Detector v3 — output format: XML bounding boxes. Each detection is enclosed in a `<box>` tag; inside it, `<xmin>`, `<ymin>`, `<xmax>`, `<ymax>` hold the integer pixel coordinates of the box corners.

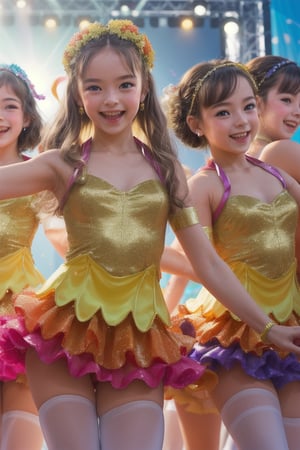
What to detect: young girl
<box><xmin>164</xmin><ymin>60</ymin><xmax>300</xmax><ymax>450</ymax></box>
<box><xmin>0</xmin><ymin>64</ymin><xmax>61</xmax><ymax>450</ymax></box>
<box><xmin>246</xmin><ymin>55</ymin><xmax>300</xmax><ymax>279</ymax></box>
<box><xmin>0</xmin><ymin>23</ymin><xmax>300</xmax><ymax>450</ymax></box>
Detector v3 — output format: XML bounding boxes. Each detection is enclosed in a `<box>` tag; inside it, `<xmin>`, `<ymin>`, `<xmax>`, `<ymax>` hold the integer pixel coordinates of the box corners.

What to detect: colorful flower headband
<box><xmin>63</xmin><ymin>19</ymin><xmax>155</xmax><ymax>73</ymax></box>
<box><xmin>0</xmin><ymin>64</ymin><xmax>45</xmax><ymax>100</ymax></box>
<box><xmin>189</xmin><ymin>62</ymin><xmax>256</xmax><ymax>115</ymax></box>
<box><xmin>258</xmin><ymin>59</ymin><xmax>297</xmax><ymax>88</ymax></box>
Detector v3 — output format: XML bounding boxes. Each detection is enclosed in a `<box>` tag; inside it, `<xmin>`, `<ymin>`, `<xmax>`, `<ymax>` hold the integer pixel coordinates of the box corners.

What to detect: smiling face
<box><xmin>188</xmin><ymin>75</ymin><xmax>259</xmax><ymax>160</ymax></box>
<box><xmin>0</xmin><ymin>84</ymin><xmax>29</xmax><ymax>154</ymax></box>
<box><xmin>77</xmin><ymin>46</ymin><xmax>145</xmax><ymax>139</ymax></box>
<box><xmin>257</xmin><ymin>83</ymin><xmax>300</xmax><ymax>140</ymax></box>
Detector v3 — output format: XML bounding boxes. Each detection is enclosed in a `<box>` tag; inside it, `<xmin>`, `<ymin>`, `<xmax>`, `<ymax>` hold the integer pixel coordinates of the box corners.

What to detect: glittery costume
<box><xmin>1</xmin><ymin>138</ymin><xmax>205</xmax><ymax>389</ymax></box>
<box><xmin>173</xmin><ymin>155</ymin><xmax>300</xmax><ymax>392</ymax></box>
<box><xmin>0</xmin><ymin>194</ymin><xmax>45</xmax><ymax>380</ymax></box>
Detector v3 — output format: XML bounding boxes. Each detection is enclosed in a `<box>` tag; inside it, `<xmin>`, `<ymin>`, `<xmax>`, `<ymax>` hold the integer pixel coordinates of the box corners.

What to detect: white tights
<box><xmin>220</xmin><ymin>388</ymin><xmax>289</xmax><ymax>450</ymax></box>
<box><xmin>38</xmin><ymin>395</ymin><xmax>164</xmax><ymax>450</ymax></box>
<box><xmin>1</xmin><ymin>410</ymin><xmax>43</xmax><ymax>450</ymax></box>
<box><xmin>100</xmin><ymin>400</ymin><xmax>164</xmax><ymax>450</ymax></box>
<box><xmin>283</xmin><ymin>416</ymin><xmax>300</xmax><ymax>450</ymax></box>
<box><xmin>39</xmin><ymin>394</ymin><xmax>100</xmax><ymax>450</ymax></box>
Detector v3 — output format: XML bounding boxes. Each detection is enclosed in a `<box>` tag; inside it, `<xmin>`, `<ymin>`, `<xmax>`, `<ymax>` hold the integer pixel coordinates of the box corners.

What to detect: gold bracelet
<box><xmin>260</xmin><ymin>321</ymin><xmax>275</xmax><ymax>342</ymax></box>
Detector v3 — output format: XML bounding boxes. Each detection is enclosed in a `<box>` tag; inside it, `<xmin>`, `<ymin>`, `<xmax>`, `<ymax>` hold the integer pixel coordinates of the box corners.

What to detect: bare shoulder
<box><xmin>37</xmin><ymin>149</ymin><xmax>73</xmax><ymax>179</ymax></box>
<box><xmin>260</xmin><ymin>140</ymin><xmax>300</xmax><ymax>181</ymax></box>
<box><xmin>188</xmin><ymin>166</ymin><xmax>218</xmax><ymax>192</ymax></box>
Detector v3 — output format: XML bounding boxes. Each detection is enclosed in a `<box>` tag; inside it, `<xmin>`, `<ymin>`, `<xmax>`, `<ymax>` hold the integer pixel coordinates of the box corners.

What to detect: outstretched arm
<box><xmin>176</xmin><ymin>222</ymin><xmax>300</xmax><ymax>354</ymax></box>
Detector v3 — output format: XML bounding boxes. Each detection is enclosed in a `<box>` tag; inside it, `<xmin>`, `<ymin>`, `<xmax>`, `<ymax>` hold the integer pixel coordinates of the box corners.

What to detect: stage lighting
<box><xmin>193</xmin><ymin>1</ymin><xmax>207</xmax><ymax>17</ymax></box>
<box><xmin>76</xmin><ymin>16</ymin><xmax>92</xmax><ymax>30</ymax></box>
<box><xmin>223</xmin><ymin>18</ymin><xmax>240</xmax><ymax>35</ymax></box>
<box><xmin>44</xmin><ymin>15</ymin><xmax>59</xmax><ymax>29</ymax></box>
<box><xmin>180</xmin><ymin>17</ymin><xmax>194</xmax><ymax>31</ymax></box>
<box><xmin>16</xmin><ymin>0</ymin><xmax>26</xmax><ymax>8</ymax></box>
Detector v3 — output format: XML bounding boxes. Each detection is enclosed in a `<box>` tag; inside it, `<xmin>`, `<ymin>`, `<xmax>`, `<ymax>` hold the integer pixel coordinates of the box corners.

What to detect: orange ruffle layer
<box><xmin>15</xmin><ymin>291</ymin><xmax>196</xmax><ymax>370</ymax></box>
<box><xmin>172</xmin><ymin>305</ymin><xmax>300</xmax><ymax>357</ymax></box>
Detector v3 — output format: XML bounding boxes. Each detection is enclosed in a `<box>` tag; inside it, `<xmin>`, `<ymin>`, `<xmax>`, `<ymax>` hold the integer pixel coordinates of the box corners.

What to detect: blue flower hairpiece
<box><xmin>258</xmin><ymin>60</ymin><xmax>296</xmax><ymax>87</ymax></box>
<box><xmin>0</xmin><ymin>63</ymin><xmax>45</xmax><ymax>100</ymax></box>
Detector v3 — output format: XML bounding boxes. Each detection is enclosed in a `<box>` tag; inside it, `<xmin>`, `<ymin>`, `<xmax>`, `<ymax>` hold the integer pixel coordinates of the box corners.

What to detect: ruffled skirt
<box><xmin>172</xmin><ymin>305</ymin><xmax>300</xmax><ymax>389</ymax></box>
<box><xmin>0</xmin><ymin>291</ymin><xmax>206</xmax><ymax>389</ymax></box>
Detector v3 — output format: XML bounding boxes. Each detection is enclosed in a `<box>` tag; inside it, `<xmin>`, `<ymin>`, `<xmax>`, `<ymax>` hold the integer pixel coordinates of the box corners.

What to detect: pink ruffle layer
<box><xmin>0</xmin><ymin>315</ymin><xmax>205</xmax><ymax>389</ymax></box>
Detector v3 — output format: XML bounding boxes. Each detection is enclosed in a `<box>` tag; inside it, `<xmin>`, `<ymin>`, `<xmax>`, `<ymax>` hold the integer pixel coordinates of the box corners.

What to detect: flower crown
<box><xmin>0</xmin><ymin>63</ymin><xmax>45</xmax><ymax>100</ymax></box>
<box><xmin>63</xmin><ymin>19</ymin><xmax>155</xmax><ymax>73</ymax></box>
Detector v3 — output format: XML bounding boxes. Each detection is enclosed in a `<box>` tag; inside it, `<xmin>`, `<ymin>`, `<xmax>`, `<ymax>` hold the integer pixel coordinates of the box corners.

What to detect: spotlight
<box><xmin>120</xmin><ymin>4</ymin><xmax>130</xmax><ymax>16</ymax></box>
<box><xmin>77</xmin><ymin>16</ymin><xmax>92</xmax><ymax>30</ymax></box>
<box><xmin>44</xmin><ymin>15</ymin><xmax>59</xmax><ymax>29</ymax></box>
<box><xmin>180</xmin><ymin>17</ymin><xmax>194</xmax><ymax>31</ymax></box>
<box><xmin>193</xmin><ymin>1</ymin><xmax>207</xmax><ymax>17</ymax></box>
<box><xmin>16</xmin><ymin>0</ymin><xmax>26</xmax><ymax>8</ymax></box>
<box><xmin>223</xmin><ymin>18</ymin><xmax>240</xmax><ymax>35</ymax></box>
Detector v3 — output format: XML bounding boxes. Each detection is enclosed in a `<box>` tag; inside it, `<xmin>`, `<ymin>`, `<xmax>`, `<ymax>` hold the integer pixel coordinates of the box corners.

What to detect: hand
<box><xmin>267</xmin><ymin>324</ymin><xmax>300</xmax><ymax>355</ymax></box>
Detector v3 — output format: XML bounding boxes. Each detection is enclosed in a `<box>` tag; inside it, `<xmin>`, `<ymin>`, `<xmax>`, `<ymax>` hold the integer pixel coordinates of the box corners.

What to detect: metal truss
<box><xmin>1</xmin><ymin>0</ymin><xmax>269</xmax><ymax>60</ymax></box>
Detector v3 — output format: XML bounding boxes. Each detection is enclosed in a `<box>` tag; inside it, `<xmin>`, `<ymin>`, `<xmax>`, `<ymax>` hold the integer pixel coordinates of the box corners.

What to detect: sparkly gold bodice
<box><xmin>213</xmin><ymin>191</ymin><xmax>297</xmax><ymax>279</ymax></box>
<box><xmin>0</xmin><ymin>196</ymin><xmax>45</xmax><ymax>310</ymax></box>
<box><xmin>0</xmin><ymin>196</ymin><xmax>39</xmax><ymax>257</ymax></box>
<box><xmin>39</xmin><ymin>175</ymin><xmax>172</xmax><ymax>329</ymax></box>
<box><xmin>187</xmin><ymin>190</ymin><xmax>300</xmax><ymax>322</ymax></box>
<box><xmin>64</xmin><ymin>176</ymin><xmax>169</xmax><ymax>275</ymax></box>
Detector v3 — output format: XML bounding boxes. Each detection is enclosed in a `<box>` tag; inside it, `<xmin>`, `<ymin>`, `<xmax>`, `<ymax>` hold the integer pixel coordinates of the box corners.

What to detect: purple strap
<box><xmin>59</xmin><ymin>137</ymin><xmax>164</xmax><ymax>211</ymax></box>
<box><xmin>59</xmin><ymin>138</ymin><xmax>92</xmax><ymax>211</ymax></box>
<box><xmin>202</xmin><ymin>155</ymin><xmax>286</xmax><ymax>223</ymax></box>
<box><xmin>134</xmin><ymin>136</ymin><xmax>165</xmax><ymax>184</ymax></box>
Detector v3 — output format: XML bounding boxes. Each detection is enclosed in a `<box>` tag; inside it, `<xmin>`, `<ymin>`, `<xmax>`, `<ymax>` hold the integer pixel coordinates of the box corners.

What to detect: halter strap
<box><xmin>59</xmin><ymin>137</ymin><xmax>164</xmax><ymax>211</ymax></box>
<box><xmin>202</xmin><ymin>154</ymin><xmax>286</xmax><ymax>223</ymax></box>
<box><xmin>134</xmin><ymin>136</ymin><xmax>165</xmax><ymax>184</ymax></box>
<box><xmin>59</xmin><ymin>138</ymin><xmax>92</xmax><ymax>212</ymax></box>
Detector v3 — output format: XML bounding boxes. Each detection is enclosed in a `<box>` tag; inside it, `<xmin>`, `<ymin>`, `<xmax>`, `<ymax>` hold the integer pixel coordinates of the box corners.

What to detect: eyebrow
<box><xmin>83</xmin><ymin>74</ymin><xmax>136</xmax><ymax>83</ymax></box>
<box><xmin>211</xmin><ymin>96</ymin><xmax>256</xmax><ymax>108</ymax></box>
<box><xmin>2</xmin><ymin>97</ymin><xmax>21</xmax><ymax>103</ymax></box>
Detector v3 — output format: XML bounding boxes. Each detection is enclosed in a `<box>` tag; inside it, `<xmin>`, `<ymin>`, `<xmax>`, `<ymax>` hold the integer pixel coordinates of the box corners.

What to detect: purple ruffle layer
<box><xmin>0</xmin><ymin>315</ymin><xmax>205</xmax><ymax>389</ymax></box>
<box><xmin>190</xmin><ymin>341</ymin><xmax>300</xmax><ymax>388</ymax></box>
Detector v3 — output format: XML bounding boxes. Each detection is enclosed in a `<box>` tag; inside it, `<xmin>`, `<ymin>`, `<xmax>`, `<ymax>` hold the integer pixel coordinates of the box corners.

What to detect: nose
<box><xmin>235</xmin><ymin>110</ymin><xmax>248</xmax><ymax>126</ymax></box>
<box><xmin>103</xmin><ymin>88</ymin><xmax>118</xmax><ymax>106</ymax></box>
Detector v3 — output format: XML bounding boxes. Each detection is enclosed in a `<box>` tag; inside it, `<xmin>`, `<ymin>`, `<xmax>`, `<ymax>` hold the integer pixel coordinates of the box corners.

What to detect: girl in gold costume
<box><xmin>163</xmin><ymin>60</ymin><xmax>300</xmax><ymax>450</ymax></box>
<box><xmin>0</xmin><ymin>26</ymin><xmax>300</xmax><ymax>450</ymax></box>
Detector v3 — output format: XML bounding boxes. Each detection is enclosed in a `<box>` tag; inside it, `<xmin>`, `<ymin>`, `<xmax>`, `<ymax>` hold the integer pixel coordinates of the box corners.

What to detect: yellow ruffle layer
<box><xmin>165</xmin><ymin>371</ymin><xmax>218</xmax><ymax>414</ymax></box>
<box><xmin>37</xmin><ymin>254</ymin><xmax>170</xmax><ymax>331</ymax></box>
<box><xmin>0</xmin><ymin>248</ymin><xmax>44</xmax><ymax>300</ymax></box>
<box><xmin>186</xmin><ymin>260</ymin><xmax>300</xmax><ymax>323</ymax></box>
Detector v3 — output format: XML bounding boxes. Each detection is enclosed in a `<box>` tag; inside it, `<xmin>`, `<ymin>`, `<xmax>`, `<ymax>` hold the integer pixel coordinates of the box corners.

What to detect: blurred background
<box><xmin>0</xmin><ymin>0</ymin><xmax>299</xmax><ymax>288</ymax></box>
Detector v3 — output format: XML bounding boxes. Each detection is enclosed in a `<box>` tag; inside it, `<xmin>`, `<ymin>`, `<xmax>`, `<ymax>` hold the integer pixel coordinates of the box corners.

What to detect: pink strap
<box><xmin>59</xmin><ymin>137</ymin><xmax>164</xmax><ymax>211</ymax></box>
<box><xmin>202</xmin><ymin>155</ymin><xmax>286</xmax><ymax>223</ymax></box>
<box><xmin>59</xmin><ymin>138</ymin><xmax>92</xmax><ymax>211</ymax></box>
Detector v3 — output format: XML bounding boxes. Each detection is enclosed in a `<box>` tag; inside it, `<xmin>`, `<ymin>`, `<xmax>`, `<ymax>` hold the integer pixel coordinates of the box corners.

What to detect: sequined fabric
<box><xmin>3</xmin><ymin>175</ymin><xmax>205</xmax><ymax>388</ymax></box>
<box><xmin>173</xmin><ymin>189</ymin><xmax>300</xmax><ymax>392</ymax></box>
<box><xmin>0</xmin><ymin>196</ymin><xmax>45</xmax><ymax>382</ymax></box>
<box><xmin>0</xmin><ymin>196</ymin><xmax>44</xmax><ymax>311</ymax></box>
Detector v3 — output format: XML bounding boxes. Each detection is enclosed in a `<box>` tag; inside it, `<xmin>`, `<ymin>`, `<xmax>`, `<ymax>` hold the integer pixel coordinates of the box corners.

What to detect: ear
<box><xmin>140</xmin><ymin>89</ymin><xmax>148</xmax><ymax>104</ymax></box>
<box><xmin>186</xmin><ymin>115</ymin><xmax>204</xmax><ymax>136</ymax></box>
<box><xmin>23</xmin><ymin>117</ymin><xmax>31</xmax><ymax>128</ymax></box>
<box><xmin>255</xmin><ymin>95</ymin><xmax>264</xmax><ymax>116</ymax></box>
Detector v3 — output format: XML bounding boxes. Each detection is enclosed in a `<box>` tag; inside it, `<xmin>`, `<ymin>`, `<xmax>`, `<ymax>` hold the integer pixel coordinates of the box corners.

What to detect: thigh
<box><xmin>175</xmin><ymin>402</ymin><xmax>221</xmax><ymax>450</ymax></box>
<box><xmin>96</xmin><ymin>380</ymin><xmax>164</xmax><ymax>416</ymax></box>
<box><xmin>25</xmin><ymin>349</ymin><xmax>95</xmax><ymax>408</ymax></box>
<box><xmin>211</xmin><ymin>364</ymin><xmax>276</xmax><ymax>411</ymax></box>
<box><xmin>278</xmin><ymin>381</ymin><xmax>300</xmax><ymax>417</ymax></box>
<box><xmin>2</xmin><ymin>380</ymin><xmax>38</xmax><ymax>414</ymax></box>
